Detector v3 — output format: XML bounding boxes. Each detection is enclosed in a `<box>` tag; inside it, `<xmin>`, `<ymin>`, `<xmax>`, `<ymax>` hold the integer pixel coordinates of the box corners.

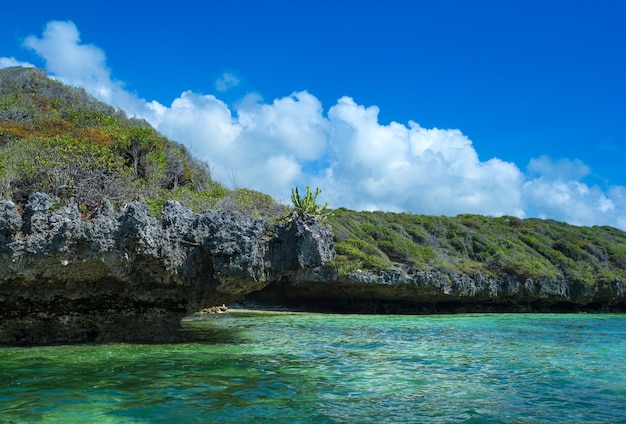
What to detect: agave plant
<box><xmin>290</xmin><ymin>186</ymin><xmax>331</xmax><ymax>221</ymax></box>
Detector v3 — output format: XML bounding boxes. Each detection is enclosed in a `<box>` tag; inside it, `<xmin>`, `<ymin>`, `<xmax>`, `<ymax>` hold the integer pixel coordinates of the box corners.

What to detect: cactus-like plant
<box><xmin>291</xmin><ymin>186</ymin><xmax>331</xmax><ymax>220</ymax></box>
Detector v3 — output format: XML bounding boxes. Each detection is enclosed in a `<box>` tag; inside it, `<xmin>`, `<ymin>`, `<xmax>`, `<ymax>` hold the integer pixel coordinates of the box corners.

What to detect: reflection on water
<box><xmin>1</xmin><ymin>313</ymin><xmax>625</xmax><ymax>423</ymax></box>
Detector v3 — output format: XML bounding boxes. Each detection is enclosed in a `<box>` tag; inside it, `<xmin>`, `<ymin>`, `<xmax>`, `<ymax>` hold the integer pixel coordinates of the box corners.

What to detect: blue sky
<box><xmin>1</xmin><ymin>1</ymin><xmax>625</xmax><ymax>229</ymax></box>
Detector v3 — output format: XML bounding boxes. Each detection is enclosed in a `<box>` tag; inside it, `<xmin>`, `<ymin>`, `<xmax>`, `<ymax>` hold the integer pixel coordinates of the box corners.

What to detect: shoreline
<box><xmin>186</xmin><ymin>299</ymin><xmax>626</xmax><ymax>319</ymax></box>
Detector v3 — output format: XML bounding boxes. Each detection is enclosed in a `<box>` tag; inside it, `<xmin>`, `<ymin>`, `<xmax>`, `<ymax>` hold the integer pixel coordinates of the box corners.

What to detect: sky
<box><xmin>1</xmin><ymin>1</ymin><xmax>625</xmax><ymax>229</ymax></box>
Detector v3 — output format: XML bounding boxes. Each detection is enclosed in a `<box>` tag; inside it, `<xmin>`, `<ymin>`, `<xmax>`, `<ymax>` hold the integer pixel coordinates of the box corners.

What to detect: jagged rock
<box><xmin>0</xmin><ymin>199</ymin><xmax>22</xmax><ymax>246</ymax></box>
<box><xmin>267</xmin><ymin>214</ymin><xmax>335</xmax><ymax>278</ymax></box>
<box><xmin>0</xmin><ymin>193</ymin><xmax>335</xmax><ymax>344</ymax></box>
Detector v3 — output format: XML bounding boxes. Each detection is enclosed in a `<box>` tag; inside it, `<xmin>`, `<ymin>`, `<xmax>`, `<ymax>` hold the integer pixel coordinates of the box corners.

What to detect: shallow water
<box><xmin>1</xmin><ymin>313</ymin><xmax>625</xmax><ymax>423</ymax></box>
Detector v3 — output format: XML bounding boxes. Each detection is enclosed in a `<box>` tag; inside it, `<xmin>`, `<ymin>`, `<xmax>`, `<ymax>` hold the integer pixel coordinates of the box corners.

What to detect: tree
<box><xmin>117</xmin><ymin>127</ymin><xmax>164</xmax><ymax>180</ymax></box>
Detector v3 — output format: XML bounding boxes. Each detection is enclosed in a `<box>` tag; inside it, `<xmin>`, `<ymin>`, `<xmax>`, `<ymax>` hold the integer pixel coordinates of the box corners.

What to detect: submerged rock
<box><xmin>0</xmin><ymin>193</ymin><xmax>334</xmax><ymax>344</ymax></box>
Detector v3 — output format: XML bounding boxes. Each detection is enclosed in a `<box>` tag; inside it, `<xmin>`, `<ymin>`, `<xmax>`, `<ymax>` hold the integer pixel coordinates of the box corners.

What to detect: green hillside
<box><xmin>0</xmin><ymin>67</ymin><xmax>285</xmax><ymax>219</ymax></box>
<box><xmin>328</xmin><ymin>209</ymin><xmax>626</xmax><ymax>286</ymax></box>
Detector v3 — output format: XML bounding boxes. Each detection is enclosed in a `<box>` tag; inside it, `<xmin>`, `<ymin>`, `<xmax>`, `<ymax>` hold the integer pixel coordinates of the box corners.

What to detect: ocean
<box><xmin>1</xmin><ymin>312</ymin><xmax>625</xmax><ymax>423</ymax></box>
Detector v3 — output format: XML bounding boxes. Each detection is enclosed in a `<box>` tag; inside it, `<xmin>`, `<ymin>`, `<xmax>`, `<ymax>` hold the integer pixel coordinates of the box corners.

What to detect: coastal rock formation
<box><xmin>0</xmin><ymin>192</ymin><xmax>334</xmax><ymax>344</ymax></box>
<box><xmin>247</xmin><ymin>263</ymin><xmax>626</xmax><ymax>313</ymax></box>
<box><xmin>2</xmin><ymin>191</ymin><xmax>624</xmax><ymax>345</ymax></box>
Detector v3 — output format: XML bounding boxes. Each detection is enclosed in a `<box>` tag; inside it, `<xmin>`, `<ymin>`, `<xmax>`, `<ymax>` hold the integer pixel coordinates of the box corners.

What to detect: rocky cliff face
<box><xmin>2</xmin><ymin>192</ymin><xmax>624</xmax><ymax>344</ymax></box>
<box><xmin>0</xmin><ymin>193</ymin><xmax>334</xmax><ymax>344</ymax></box>
<box><xmin>246</xmin><ymin>262</ymin><xmax>626</xmax><ymax>314</ymax></box>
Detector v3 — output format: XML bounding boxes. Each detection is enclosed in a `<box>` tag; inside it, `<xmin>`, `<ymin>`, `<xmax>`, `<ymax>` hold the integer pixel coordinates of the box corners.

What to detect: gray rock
<box><xmin>268</xmin><ymin>215</ymin><xmax>335</xmax><ymax>277</ymax></box>
<box><xmin>248</xmin><ymin>261</ymin><xmax>626</xmax><ymax>314</ymax></box>
<box><xmin>0</xmin><ymin>199</ymin><xmax>21</xmax><ymax>240</ymax></box>
<box><xmin>0</xmin><ymin>193</ymin><xmax>335</xmax><ymax>344</ymax></box>
<box><xmin>5</xmin><ymin>190</ymin><xmax>623</xmax><ymax>343</ymax></box>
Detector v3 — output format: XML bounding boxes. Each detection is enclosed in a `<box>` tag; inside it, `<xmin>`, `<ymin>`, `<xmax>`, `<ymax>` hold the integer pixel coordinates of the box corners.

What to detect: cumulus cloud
<box><xmin>523</xmin><ymin>156</ymin><xmax>625</xmax><ymax>228</ymax></box>
<box><xmin>236</xmin><ymin>92</ymin><xmax>330</xmax><ymax>161</ymax></box>
<box><xmin>153</xmin><ymin>90</ymin><xmax>242</xmax><ymax>181</ymax></box>
<box><xmin>22</xmin><ymin>21</ymin><xmax>160</xmax><ymax>119</ymax></box>
<box><xmin>527</xmin><ymin>155</ymin><xmax>591</xmax><ymax>180</ymax></box>
<box><xmin>320</xmin><ymin>97</ymin><xmax>526</xmax><ymax>217</ymax></box>
<box><xmin>155</xmin><ymin>91</ymin><xmax>241</xmax><ymax>152</ymax></box>
<box><xmin>0</xmin><ymin>57</ymin><xmax>35</xmax><ymax>69</ymax></box>
<box><xmin>7</xmin><ymin>20</ymin><xmax>626</xmax><ymax>230</ymax></box>
<box><xmin>23</xmin><ymin>21</ymin><xmax>108</xmax><ymax>87</ymax></box>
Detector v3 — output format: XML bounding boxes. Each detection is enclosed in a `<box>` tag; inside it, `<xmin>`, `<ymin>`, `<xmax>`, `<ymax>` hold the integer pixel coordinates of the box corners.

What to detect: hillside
<box><xmin>0</xmin><ymin>66</ymin><xmax>285</xmax><ymax>219</ymax></box>
<box><xmin>250</xmin><ymin>209</ymin><xmax>626</xmax><ymax>312</ymax></box>
<box><xmin>3</xmin><ymin>66</ymin><xmax>626</xmax><ymax>288</ymax></box>
<box><xmin>327</xmin><ymin>209</ymin><xmax>626</xmax><ymax>286</ymax></box>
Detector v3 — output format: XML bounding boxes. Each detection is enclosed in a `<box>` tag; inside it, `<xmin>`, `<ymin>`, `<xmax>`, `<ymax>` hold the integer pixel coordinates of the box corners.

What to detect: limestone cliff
<box><xmin>246</xmin><ymin>209</ymin><xmax>626</xmax><ymax>314</ymax></box>
<box><xmin>247</xmin><ymin>264</ymin><xmax>626</xmax><ymax>313</ymax></box>
<box><xmin>2</xmin><ymin>191</ymin><xmax>625</xmax><ymax>345</ymax></box>
<box><xmin>0</xmin><ymin>192</ymin><xmax>334</xmax><ymax>344</ymax></box>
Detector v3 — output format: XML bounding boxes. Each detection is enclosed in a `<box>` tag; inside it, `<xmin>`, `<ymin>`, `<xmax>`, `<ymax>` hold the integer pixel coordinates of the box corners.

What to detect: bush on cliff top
<box><xmin>290</xmin><ymin>186</ymin><xmax>331</xmax><ymax>221</ymax></box>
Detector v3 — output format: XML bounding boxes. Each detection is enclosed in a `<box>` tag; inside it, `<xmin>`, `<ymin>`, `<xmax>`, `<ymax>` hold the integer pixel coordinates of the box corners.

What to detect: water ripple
<box><xmin>1</xmin><ymin>313</ymin><xmax>625</xmax><ymax>423</ymax></box>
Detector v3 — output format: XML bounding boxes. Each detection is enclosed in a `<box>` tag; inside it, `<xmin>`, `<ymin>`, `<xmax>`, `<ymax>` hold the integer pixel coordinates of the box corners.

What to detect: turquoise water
<box><xmin>1</xmin><ymin>313</ymin><xmax>625</xmax><ymax>423</ymax></box>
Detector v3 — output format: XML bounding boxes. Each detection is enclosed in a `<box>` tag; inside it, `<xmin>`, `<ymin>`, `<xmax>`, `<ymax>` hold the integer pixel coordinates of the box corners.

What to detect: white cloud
<box><xmin>23</xmin><ymin>21</ymin><xmax>110</xmax><ymax>93</ymax></box>
<box><xmin>0</xmin><ymin>57</ymin><xmax>35</xmax><ymax>69</ymax></box>
<box><xmin>608</xmin><ymin>186</ymin><xmax>626</xmax><ymax>230</ymax></box>
<box><xmin>156</xmin><ymin>91</ymin><xmax>241</xmax><ymax>151</ymax></box>
<box><xmin>322</xmin><ymin>97</ymin><xmax>526</xmax><ymax>217</ymax></box>
<box><xmin>523</xmin><ymin>156</ymin><xmax>625</xmax><ymax>228</ymax></box>
<box><xmin>236</xmin><ymin>91</ymin><xmax>330</xmax><ymax>161</ymax></box>
<box><xmin>9</xmin><ymin>20</ymin><xmax>626</xmax><ymax>230</ymax></box>
<box><xmin>153</xmin><ymin>90</ymin><xmax>242</xmax><ymax>181</ymax></box>
<box><xmin>215</xmin><ymin>72</ymin><xmax>240</xmax><ymax>92</ymax></box>
<box><xmin>21</xmin><ymin>20</ymin><xmax>157</xmax><ymax>120</ymax></box>
<box><xmin>150</xmin><ymin>90</ymin><xmax>330</xmax><ymax>196</ymax></box>
<box><xmin>527</xmin><ymin>155</ymin><xmax>591</xmax><ymax>180</ymax></box>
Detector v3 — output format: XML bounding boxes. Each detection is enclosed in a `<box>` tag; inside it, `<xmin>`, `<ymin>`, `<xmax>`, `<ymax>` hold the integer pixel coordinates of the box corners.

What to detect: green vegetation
<box><xmin>291</xmin><ymin>186</ymin><xmax>331</xmax><ymax>221</ymax></box>
<box><xmin>328</xmin><ymin>209</ymin><xmax>626</xmax><ymax>285</ymax></box>
<box><xmin>0</xmin><ymin>67</ymin><xmax>286</xmax><ymax>219</ymax></box>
